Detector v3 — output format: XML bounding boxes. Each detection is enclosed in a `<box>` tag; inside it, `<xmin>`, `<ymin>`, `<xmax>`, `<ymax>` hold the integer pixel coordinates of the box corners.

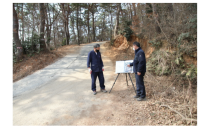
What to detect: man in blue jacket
<box><xmin>87</xmin><ymin>44</ymin><xmax>107</xmax><ymax>95</ymax></box>
<box><xmin>127</xmin><ymin>42</ymin><xmax>146</xmax><ymax>101</ymax></box>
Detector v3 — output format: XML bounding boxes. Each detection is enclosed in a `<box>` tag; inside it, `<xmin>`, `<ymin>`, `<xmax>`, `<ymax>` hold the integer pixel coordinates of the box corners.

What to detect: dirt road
<box><xmin>13</xmin><ymin>42</ymin><xmax>144</xmax><ymax>125</ymax></box>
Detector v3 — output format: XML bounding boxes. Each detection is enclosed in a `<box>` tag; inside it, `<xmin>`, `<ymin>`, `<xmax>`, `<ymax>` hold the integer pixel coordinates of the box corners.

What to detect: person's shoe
<box><xmin>133</xmin><ymin>95</ymin><xmax>140</xmax><ymax>98</ymax></box>
<box><xmin>137</xmin><ymin>97</ymin><xmax>146</xmax><ymax>101</ymax></box>
<box><xmin>101</xmin><ymin>89</ymin><xmax>107</xmax><ymax>93</ymax></box>
<box><xmin>93</xmin><ymin>91</ymin><xmax>97</xmax><ymax>95</ymax></box>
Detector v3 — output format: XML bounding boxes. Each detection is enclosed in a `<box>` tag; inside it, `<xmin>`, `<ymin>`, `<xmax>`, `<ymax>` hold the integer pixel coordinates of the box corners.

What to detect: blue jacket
<box><xmin>87</xmin><ymin>50</ymin><xmax>104</xmax><ymax>72</ymax></box>
<box><xmin>130</xmin><ymin>47</ymin><xmax>146</xmax><ymax>74</ymax></box>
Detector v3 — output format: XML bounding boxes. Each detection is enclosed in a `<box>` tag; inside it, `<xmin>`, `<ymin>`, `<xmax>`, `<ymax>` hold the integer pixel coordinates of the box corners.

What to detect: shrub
<box><xmin>147</xmin><ymin>50</ymin><xmax>177</xmax><ymax>76</ymax></box>
<box><xmin>22</xmin><ymin>33</ymin><xmax>40</xmax><ymax>55</ymax></box>
<box><xmin>62</xmin><ymin>38</ymin><xmax>66</xmax><ymax>46</ymax></box>
<box><xmin>124</xmin><ymin>27</ymin><xmax>133</xmax><ymax>41</ymax></box>
<box><xmin>149</xmin><ymin>39</ymin><xmax>162</xmax><ymax>48</ymax></box>
<box><xmin>186</xmin><ymin>64</ymin><xmax>197</xmax><ymax>84</ymax></box>
<box><xmin>22</xmin><ymin>40</ymin><xmax>32</xmax><ymax>54</ymax></box>
<box><xmin>110</xmin><ymin>39</ymin><xmax>115</xmax><ymax>45</ymax></box>
<box><xmin>121</xmin><ymin>20</ymin><xmax>133</xmax><ymax>41</ymax></box>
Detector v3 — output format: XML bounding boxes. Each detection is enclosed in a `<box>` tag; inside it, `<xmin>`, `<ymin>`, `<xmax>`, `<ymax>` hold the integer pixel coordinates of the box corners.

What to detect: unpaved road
<box><xmin>13</xmin><ymin>42</ymin><xmax>138</xmax><ymax>126</ymax></box>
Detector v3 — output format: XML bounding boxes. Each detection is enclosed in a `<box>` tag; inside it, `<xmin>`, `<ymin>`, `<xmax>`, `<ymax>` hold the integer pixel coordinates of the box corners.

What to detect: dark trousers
<box><xmin>91</xmin><ymin>71</ymin><xmax>105</xmax><ymax>91</ymax></box>
<box><xmin>135</xmin><ymin>73</ymin><xmax>146</xmax><ymax>98</ymax></box>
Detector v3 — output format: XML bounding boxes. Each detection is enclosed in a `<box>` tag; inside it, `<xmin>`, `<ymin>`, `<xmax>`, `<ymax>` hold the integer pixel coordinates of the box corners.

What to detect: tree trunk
<box><xmin>53</xmin><ymin>32</ymin><xmax>56</xmax><ymax>49</ymax></box>
<box><xmin>61</xmin><ymin>3</ymin><xmax>70</xmax><ymax>45</ymax></box>
<box><xmin>39</xmin><ymin>3</ymin><xmax>47</xmax><ymax>51</ymax></box>
<box><xmin>21</xmin><ymin>3</ymin><xmax>24</xmax><ymax>42</ymax></box>
<box><xmin>52</xmin><ymin>3</ymin><xmax>56</xmax><ymax>49</ymax></box>
<box><xmin>116</xmin><ymin>2</ymin><xmax>121</xmax><ymax>34</ymax></box>
<box><xmin>66</xmin><ymin>4</ymin><xmax>70</xmax><ymax>45</ymax></box>
<box><xmin>64</xmin><ymin>20</ymin><xmax>69</xmax><ymax>45</ymax></box>
<box><xmin>132</xmin><ymin>3</ymin><xmax>136</xmax><ymax>16</ymax></box>
<box><xmin>31</xmin><ymin>3</ymin><xmax>37</xmax><ymax>51</ymax></box>
<box><xmin>53</xmin><ymin>19</ymin><xmax>56</xmax><ymax>49</ymax></box>
<box><xmin>114</xmin><ymin>19</ymin><xmax>117</xmax><ymax>38</ymax></box>
<box><xmin>56</xmin><ymin>22</ymin><xmax>60</xmax><ymax>46</ymax></box>
<box><xmin>46</xmin><ymin>20</ymin><xmax>50</xmax><ymax>50</ymax></box>
<box><xmin>27</xmin><ymin>24</ymin><xmax>29</xmax><ymax>40</ymax></box>
<box><xmin>140</xmin><ymin>2</ymin><xmax>144</xmax><ymax>25</ymax></box>
<box><xmin>63</xmin><ymin>21</ymin><xmax>66</xmax><ymax>45</ymax></box>
<box><xmin>87</xmin><ymin>10</ymin><xmax>90</xmax><ymax>43</ymax></box>
<box><xmin>91</xmin><ymin>2</ymin><xmax>95</xmax><ymax>42</ymax></box>
<box><xmin>49</xmin><ymin>6</ymin><xmax>52</xmax><ymax>48</ymax></box>
<box><xmin>151</xmin><ymin>3</ymin><xmax>161</xmax><ymax>34</ymax></box>
<box><xmin>110</xmin><ymin>3</ymin><xmax>112</xmax><ymax>40</ymax></box>
<box><xmin>13</xmin><ymin>3</ymin><xmax>23</xmax><ymax>61</ymax></box>
<box><xmin>16</xmin><ymin>3</ymin><xmax>19</xmax><ymax>15</ymax></box>
<box><xmin>115</xmin><ymin>3</ymin><xmax>120</xmax><ymax>35</ymax></box>
<box><xmin>129</xmin><ymin>3</ymin><xmax>133</xmax><ymax>20</ymax></box>
<box><xmin>87</xmin><ymin>4</ymin><xmax>90</xmax><ymax>43</ymax></box>
<box><xmin>16</xmin><ymin>3</ymin><xmax>20</xmax><ymax>39</ymax></box>
<box><xmin>138</xmin><ymin>3</ymin><xmax>144</xmax><ymax>30</ymax></box>
<box><xmin>120</xmin><ymin>3</ymin><xmax>123</xmax><ymax>18</ymax></box>
<box><xmin>56</xmin><ymin>21</ymin><xmax>59</xmax><ymax>48</ymax></box>
<box><xmin>76</xmin><ymin>4</ymin><xmax>80</xmax><ymax>45</ymax></box>
<box><xmin>46</xmin><ymin>3</ymin><xmax>51</xmax><ymax>50</ymax></box>
<box><xmin>92</xmin><ymin>11</ymin><xmax>95</xmax><ymax>42</ymax></box>
<box><xmin>101</xmin><ymin>12</ymin><xmax>105</xmax><ymax>41</ymax></box>
<box><xmin>71</xmin><ymin>12</ymin><xmax>76</xmax><ymax>44</ymax></box>
<box><xmin>45</xmin><ymin>4</ymin><xmax>50</xmax><ymax>50</ymax></box>
<box><xmin>127</xmin><ymin>3</ymin><xmax>131</xmax><ymax>20</ymax></box>
<box><xmin>66</xmin><ymin>20</ymin><xmax>70</xmax><ymax>45</ymax></box>
<box><xmin>79</xmin><ymin>4</ymin><xmax>82</xmax><ymax>44</ymax></box>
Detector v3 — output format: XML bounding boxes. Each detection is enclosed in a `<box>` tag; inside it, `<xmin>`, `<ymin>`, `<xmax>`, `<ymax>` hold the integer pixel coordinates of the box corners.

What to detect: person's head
<box><xmin>133</xmin><ymin>41</ymin><xmax>140</xmax><ymax>51</ymax></box>
<box><xmin>94</xmin><ymin>44</ymin><xmax>100</xmax><ymax>52</ymax></box>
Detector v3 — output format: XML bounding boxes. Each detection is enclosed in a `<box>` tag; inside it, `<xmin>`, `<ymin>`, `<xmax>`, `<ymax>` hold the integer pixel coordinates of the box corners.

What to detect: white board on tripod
<box><xmin>115</xmin><ymin>60</ymin><xmax>133</xmax><ymax>73</ymax></box>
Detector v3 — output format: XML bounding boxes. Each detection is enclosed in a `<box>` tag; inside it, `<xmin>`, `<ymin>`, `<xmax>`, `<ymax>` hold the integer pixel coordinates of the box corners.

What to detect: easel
<box><xmin>109</xmin><ymin>73</ymin><xmax>136</xmax><ymax>94</ymax></box>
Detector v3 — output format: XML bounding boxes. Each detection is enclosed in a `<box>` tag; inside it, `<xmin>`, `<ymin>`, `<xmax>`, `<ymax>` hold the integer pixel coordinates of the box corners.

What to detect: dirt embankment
<box><xmin>102</xmin><ymin>35</ymin><xmax>197</xmax><ymax>126</ymax></box>
<box><xmin>113</xmin><ymin>34</ymin><xmax>197</xmax><ymax>66</ymax></box>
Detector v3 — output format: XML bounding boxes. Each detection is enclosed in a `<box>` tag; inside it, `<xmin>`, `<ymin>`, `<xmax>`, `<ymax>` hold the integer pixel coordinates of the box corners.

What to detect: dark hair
<box><xmin>133</xmin><ymin>41</ymin><xmax>140</xmax><ymax>47</ymax></box>
<box><xmin>93</xmin><ymin>44</ymin><xmax>100</xmax><ymax>48</ymax></box>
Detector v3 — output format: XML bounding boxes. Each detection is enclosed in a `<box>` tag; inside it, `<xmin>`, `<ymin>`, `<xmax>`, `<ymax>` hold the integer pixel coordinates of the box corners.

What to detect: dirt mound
<box><xmin>113</xmin><ymin>35</ymin><xmax>129</xmax><ymax>50</ymax></box>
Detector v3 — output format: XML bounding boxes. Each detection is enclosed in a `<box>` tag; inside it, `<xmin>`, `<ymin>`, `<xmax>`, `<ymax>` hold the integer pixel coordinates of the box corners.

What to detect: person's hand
<box><xmin>88</xmin><ymin>68</ymin><xmax>92</xmax><ymax>74</ymax></box>
<box><xmin>127</xmin><ymin>64</ymin><xmax>130</xmax><ymax>67</ymax></box>
<box><xmin>102</xmin><ymin>68</ymin><xmax>104</xmax><ymax>71</ymax></box>
<box><xmin>137</xmin><ymin>72</ymin><xmax>141</xmax><ymax>76</ymax></box>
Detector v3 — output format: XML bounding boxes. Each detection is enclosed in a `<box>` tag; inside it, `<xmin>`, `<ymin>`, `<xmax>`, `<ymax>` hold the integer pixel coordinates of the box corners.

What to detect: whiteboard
<box><xmin>115</xmin><ymin>60</ymin><xmax>134</xmax><ymax>73</ymax></box>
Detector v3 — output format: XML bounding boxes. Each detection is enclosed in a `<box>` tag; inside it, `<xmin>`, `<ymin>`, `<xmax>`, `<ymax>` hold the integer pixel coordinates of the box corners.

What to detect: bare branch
<box><xmin>160</xmin><ymin>105</ymin><xmax>197</xmax><ymax>122</ymax></box>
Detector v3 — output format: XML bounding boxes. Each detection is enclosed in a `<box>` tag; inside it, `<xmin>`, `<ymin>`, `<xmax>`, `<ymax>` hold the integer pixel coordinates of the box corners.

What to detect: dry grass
<box><xmin>143</xmin><ymin>72</ymin><xmax>197</xmax><ymax>125</ymax></box>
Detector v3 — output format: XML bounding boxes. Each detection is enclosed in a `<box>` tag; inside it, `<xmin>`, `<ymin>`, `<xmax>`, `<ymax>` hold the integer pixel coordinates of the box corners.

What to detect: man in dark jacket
<box><xmin>87</xmin><ymin>44</ymin><xmax>107</xmax><ymax>95</ymax></box>
<box><xmin>127</xmin><ymin>42</ymin><xmax>146</xmax><ymax>101</ymax></box>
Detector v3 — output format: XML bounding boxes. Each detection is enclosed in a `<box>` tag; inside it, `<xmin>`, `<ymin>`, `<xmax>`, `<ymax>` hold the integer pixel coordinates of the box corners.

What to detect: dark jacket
<box><xmin>130</xmin><ymin>47</ymin><xmax>146</xmax><ymax>74</ymax></box>
<box><xmin>87</xmin><ymin>50</ymin><xmax>104</xmax><ymax>72</ymax></box>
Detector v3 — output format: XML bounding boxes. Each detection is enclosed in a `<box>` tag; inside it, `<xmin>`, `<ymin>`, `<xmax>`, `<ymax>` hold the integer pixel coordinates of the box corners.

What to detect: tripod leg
<box><xmin>126</xmin><ymin>73</ymin><xmax>128</xmax><ymax>86</ymax></box>
<box><xmin>109</xmin><ymin>73</ymin><xmax>120</xmax><ymax>93</ymax></box>
<box><xmin>128</xmin><ymin>73</ymin><xmax>136</xmax><ymax>94</ymax></box>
